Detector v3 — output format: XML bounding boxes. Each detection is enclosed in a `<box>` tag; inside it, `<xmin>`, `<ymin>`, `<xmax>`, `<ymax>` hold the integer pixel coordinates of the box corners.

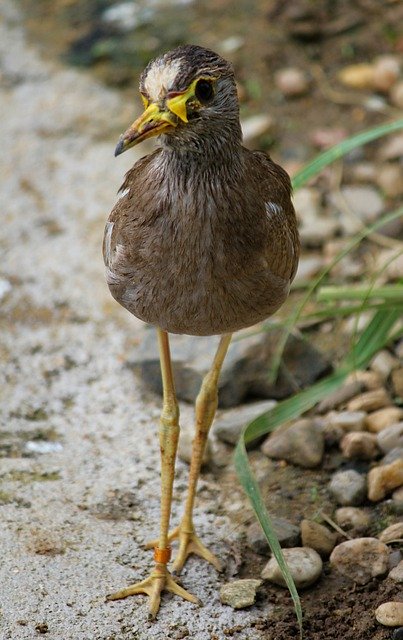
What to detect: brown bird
<box><xmin>104</xmin><ymin>44</ymin><xmax>299</xmax><ymax>618</ymax></box>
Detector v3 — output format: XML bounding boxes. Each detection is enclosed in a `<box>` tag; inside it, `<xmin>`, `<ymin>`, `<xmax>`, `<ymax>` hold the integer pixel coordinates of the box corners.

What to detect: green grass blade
<box><xmin>292</xmin><ymin>119</ymin><xmax>403</xmax><ymax>190</ymax></box>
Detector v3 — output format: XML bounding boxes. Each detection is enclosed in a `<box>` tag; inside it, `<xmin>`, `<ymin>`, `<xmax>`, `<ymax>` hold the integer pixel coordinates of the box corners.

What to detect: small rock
<box><xmin>326</xmin><ymin>410</ymin><xmax>367</xmax><ymax>432</ymax></box>
<box><xmin>178</xmin><ymin>428</ymin><xmax>211</xmax><ymax>466</ymax></box>
<box><xmin>0</xmin><ymin>278</ymin><xmax>12</xmax><ymax>301</ymax></box>
<box><xmin>379</xmin><ymin>133</ymin><xmax>403</xmax><ymax>161</ymax></box>
<box><xmin>347</xmin><ymin>388</ymin><xmax>391</xmax><ymax>412</ymax></box>
<box><xmin>242</xmin><ymin>114</ymin><xmax>274</xmax><ymax>144</ymax></box>
<box><xmin>274</xmin><ymin>67</ymin><xmax>310</xmax><ymax>97</ymax></box>
<box><xmin>372</xmin><ymin>55</ymin><xmax>401</xmax><ymax>93</ymax></box>
<box><xmin>246</xmin><ymin>517</ymin><xmax>300</xmax><ymax>554</ymax></box>
<box><xmin>300</xmin><ymin>520</ymin><xmax>337</xmax><ymax>557</ymax></box>
<box><xmin>346</xmin><ymin>370</ymin><xmax>383</xmax><ymax>391</ymax></box>
<box><xmin>392</xmin><ymin>627</ymin><xmax>403</xmax><ymax>640</ymax></box>
<box><xmin>340</xmin><ymin>431</ymin><xmax>379</xmax><ymax>460</ymax></box>
<box><xmin>376</xmin><ymin>164</ymin><xmax>403</xmax><ymax>199</ymax></box>
<box><xmin>219</xmin><ymin>579</ymin><xmax>262</xmax><ymax>609</ymax></box>
<box><xmin>389</xmin><ymin>560</ymin><xmax>403</xmax><ymax>583</ymax></box>
<box><xmin>381</xmin><ymin>447</ymin><xmax>403</xmax><ymax>466</ymax></box>
<box><xmin>214</xmin><ymin>400</ymin><xmax>277</xmax><ymax>445</ymax></box>
<box><xmin>392</xmin><ymin>369</ymin><xmax>403</xmax><ymax>398</ymax></box>
<box><xmin>310</xmin><ymin>127</ymin><xmax>347</xmax><ymax>150</ymax></box>
<box><xmin>350</xmin><ymin>162</ymin><xmax>377</xmax><ymax>183</ymax></box>
<box><xmin>366</xmin><ymin>408</ymin><xmax>403</xmax><ymax>433</ymax></box>
<box><xmin>293</xmin><ymin>187</ymin><xmax>321</xmax><ymax>219</ymax></box>
<box><xmin>330</xmin><ymin>537</ymin><xmax>389</xmax><ymax>584</ymax></box>
<box><xmin>375</xmin><ymin>602</ymin><xmax>403</xmax><ymax>627</ymax></box>
<box><xmin>390</xmin><ymin>81</ymin><xmax>403</xmax><ymax>110</ymax></box>
<box><xmin>337</xmin><ymin>63</ymin><xmax>375</xmax><ymax>90</ymax></box>
<box><xmin>316</xmin><ymin>381</ymin><xmax>363</xmax><ymax>413</ymax></box>
<box><xmin>294</xmin><ymin>255</ymin><xmax>324</xmax><ymax>285</ymax></box>
<box><xmin>261</xmin><ymin>419</ymin><xmax>324</xmax><ymax>468</ymax></box>
<box><xmin>370</xmin><ymin>350</ymin><xmax>400</xmax><ymax>380</ymax></box>
<box><xmin>329</xmin><ymin>469</ymin><xmax>366</xmax><ymax>506</ymax></box>
<box><xmin>335</xmin><ymin>507</ymin><xmax>371</xmax><ymax>533</ymax></box>
<box><xmin>379</xmin><ymin>522</ymin><xmax>403</xmax><ymax>544</ymax></box>
<box><xmin>377</xmin><ymin>423</ymin><xmax>403</xmax><ymax>453</ymax></box>
<box><xmin>261</xmin><ymin>547</ymin><xmax>322</xmax><ymax>588</ymax></box>
<box><xmin>339</xmin><ymin>185</ymin><xmax>384</xmax><ymax>223</ymax></box>
<box><xmin>393</xmin><ymin>487</ymin><xmax>403</xmax><ymax>510</ymax></box>
<box><xmin>368</xmin><ymin>459</ymin><xmax>403</xmax><ymax>501</ymax></box>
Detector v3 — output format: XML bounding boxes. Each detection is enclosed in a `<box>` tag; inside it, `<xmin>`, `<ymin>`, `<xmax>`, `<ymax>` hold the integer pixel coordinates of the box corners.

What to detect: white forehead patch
<box><xmin>144</xmin><ymin>58</ymin><xmax>183</xmax><ymax>102</ymax></box>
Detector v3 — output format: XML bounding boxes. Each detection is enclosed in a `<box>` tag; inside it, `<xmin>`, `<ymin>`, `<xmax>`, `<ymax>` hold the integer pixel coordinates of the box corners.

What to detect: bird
<box><xmin>103</xmin><ymin>44</ymin><xmax>299</xmax><ymax>619</ymax></box>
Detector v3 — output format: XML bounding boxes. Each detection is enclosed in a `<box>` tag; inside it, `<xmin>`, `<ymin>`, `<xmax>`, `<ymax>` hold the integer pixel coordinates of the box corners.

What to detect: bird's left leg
<box><xmin>145</xmin><ymin>333</ymin><xmax>233</xmax><ymax>574</ymax></box>
<box><xmin>107</xmin><ymin>329</ymin><xmax>199</xmax><ymax>618</ymax></box>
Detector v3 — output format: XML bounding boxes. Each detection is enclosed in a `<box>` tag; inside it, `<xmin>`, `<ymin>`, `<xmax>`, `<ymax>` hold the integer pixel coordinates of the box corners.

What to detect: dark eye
<box><xmin>195</xmin><ymin>79</ymin><xmax>214</xmax><ymax>104</ymax></box>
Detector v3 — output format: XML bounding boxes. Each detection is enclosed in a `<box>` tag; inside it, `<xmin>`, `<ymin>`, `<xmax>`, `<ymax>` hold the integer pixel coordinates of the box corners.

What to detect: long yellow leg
<box><xmin>146</xmin><ymin>333</ymin><xmax>233</xmax><ymax>574</ymax></box>
<box><xmin>107</xmin><ymin>329</ymin><xmax>199</xmax><ymax>618</ymax></box>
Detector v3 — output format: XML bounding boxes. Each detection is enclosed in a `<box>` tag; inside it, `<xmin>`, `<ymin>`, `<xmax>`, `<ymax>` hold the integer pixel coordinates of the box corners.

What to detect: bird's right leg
<box><xmin>107</xmin><ymin>329</ymin><xmax>199</xmax><ymax>619</ymax></box>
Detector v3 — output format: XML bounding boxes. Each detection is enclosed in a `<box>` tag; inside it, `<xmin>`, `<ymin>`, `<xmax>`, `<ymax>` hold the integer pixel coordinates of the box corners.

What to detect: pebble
<box><xmin>366</xmin><ymin>407</ymin><xmax>403</xmax><ymax>433</ymax></box>
<box><xmin>376</xmin><ymin>164</ymin><xmax>403</xmax><ymax>199</ymax></box>
<box><xmin>326</xmin><ymin>411</ymin><xmax>366</xmax><ymax>432</ymax></box>
<box><xmin>340</xmin><ymin>431</ymin><xmax>379</xmax><ymax>460</ymax></box>
<box><xmin>310</xmin><ymin>127</ymin><xmax>347</xmax><ymax>149</ymax></box>
<box><xmin>261</xmin><ymin>547</ymin><xmax>322</xmax><ymax>588</ymax></box>
<box><xmin>316</xmin><ymin>381</ymin><xmax>363</xmax><ymax>414</ymax></box>
<box><xmin>178</xmin><ymin>428</ymin><xmax>211</xmax><ymax>466</ymax></box>
<box><xmin>379</xmin><ymin>133</ymin><xmax>403</xmax><ymax>161</ymax></box>
<box><xmin>350</xmin><ymin>162</ymin><xmax>377</xmax><ymax>183</ymax></box>
<box><xmin>375</xmin><ymin>602</ymin><xmax>403</xmax><ymax>627</ymax></box>
<box><xmin>393</xmin><ymin>486</ymin><xmax>403</xmax><ymax>510</ymax></box>
<box><xmin>261</xmin><ymin>419</ymin><xmax>324</xmax><ymax>468</ymax></box>
<box><xmin>300</xmin><ymin>520</ymin><xmax>337</xmax><ymax>557</ymax></box>
<box><xmin>392</xmin><ymin>627</ymin><xmax>403</xmax><ymax>640</ymax></box>
<box><xmin>337</xmin><ymin>63</ymin><xmax>375</xmax><ymax>90</ymax></box>
<box><xmin>330</xmin><ymin>537</ymin><xmax>389</xmax><ymax>584</ymax></box>
<box><xmin>294</xmin><ymin>255</ymin><xmax>324</xmax><ymax>284</ymax></box>
<box><xmin>274</xmin><ymin>67</ymin><xmax>310</xmax><ymax>97</ymax></box>
<box><xmin>390</xmin><ymin>81</ymin><xmax>403</xmax><ymax>110</ymax></box>
<box><xmin>246</xmin><ymin>517</ymin><xmax>300</xmax><ymax>554</ymax></box>
<box><xmin>368</xmin><ymin>459</ymin><xmax>403</xmax><ymax>501</ymax></box>
<box><xmin>214</xmin><ymin>400</ymin><xmax>277</xmax><ymax>445</ymax></box>
<box><xmin>219</xmin><ymin>579</ymin><xmax>262</xmax><ymax>609</ymax></box>
<box><xmin>372</xmin><ymin>55</ymin><xmax>401</xmax><ymax>93</ymax></box>
<box><xmin>370</xmin><ymin>350</ymin><xmax>400</xmax><ymax>380</ymax></box>
<box><xmin>377</xmin><ymin>423</ymin><xmax>403</xmax><ymax>453</ymax></box>
<box><xmin>392</xmin><ymin>369</ymin><xmax>403</xmax><ymax>397</ymax></box>
<box><xmin>335</xmin><ymin>507</ymin><xmax>371</xmax><ymax>533</ymax></box>
<box><xmin>347</xmin><ymin>388</ymin><xmax>391</xmax><ymax>412</ymax></box>
<box><xmin>339</xmin><ymin>185</ymin><xmax>384</xmax><ymax>223</ymax></box>
<box><xmin>329</xmin><ymin>469</ymin><xmax>367</xmax><ymax>506</ymax></box>
<box><xmin>241</xmin><ymin>114</ymin><xmax>274</xmax><ymax>144</ymax></box>
<box><xmin>379</xmin><ymin>522</ymin><xmax>403</xmax><ymax>544</ymax></box>
<box><xmin>382</xmin><ymin>447</ymin><xmax>403</xmax><ymax>466</ymax></box>
<box><xmin>293</xmin><ymin>187</ymin><xmax>322</xmax><ymax>219</ymax></box>
<box><xmin>346</xmin><ymin>369</ymin><xmax>383</xmax><ymax>391</ymax></box>
<box><xmin>389</xmin><ymin>560</ymin><xmax>403</xmax><ymax>583</ymax></box>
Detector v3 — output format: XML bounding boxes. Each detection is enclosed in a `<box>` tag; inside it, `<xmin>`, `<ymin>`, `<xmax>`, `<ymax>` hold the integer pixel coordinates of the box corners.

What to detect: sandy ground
<box><xmin>0</xmin><ymin>2</ymin><xmax>265</xmax><ymax>638</ymax></box>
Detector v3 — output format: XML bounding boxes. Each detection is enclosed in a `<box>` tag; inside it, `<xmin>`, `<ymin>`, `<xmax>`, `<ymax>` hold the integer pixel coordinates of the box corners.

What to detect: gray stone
<box><xmin>214</xmin><ymin>400</ymin><xmax>277</xmax><ymax>445</ymax></box>
<box><xmin>381</xmin><ymin>447</ymin><xmax>403</xmax><ymax>466</ymax></box>
<box><xmin>379</xmin><ymin>522</ymin><xmax>403</xmax><ymax>544</ymax></box>
<box><xmin>178</xmin><ymin>427</ymin><xmax>211</xmax><ymax>466</ymax></box>
<box><xmin>241</xmin><ymin>114</ymin><xmax>274</xmax><ymax>144</ymax></box>
<box><xmin>316</xmin><ymin>381</ymin><xmax>363</xmax><ymax>413</ymax></box>
<box><xmin>329</xmin><ymin>469</ymin><xmax>366</xmax><ymax>506</ymax></box>
<box><xmin>377</xmin><ymin>423</ymin><xmax>403</xmax><ymax>453</ymax></box>
<box><xmin>326</xmin><ymin>410</ymin><xmax>367</xmax><ymax>432</ymax></box>
<box><xmin>370</xmin><ymin>350</ymin><xmax>400</xmax><ymax>380</ymax></box>
<box><xmin>246</xmin><ymin>518</ymin><xmax>300</xmax><ymax>554</ymax></box>
<box><xmin>330</xmin><ymin>538</ymin><xmax>389</xmax><ymax>584</ymax></box>
<box><xmin>219</xmin><ymin>579</ymin><xmax>262</xmax><ymax>609</ymax></box>
<box><xmin>261</xmin><ymin>547</ymin><xmax>322</xmax><ymax>588</ymax></box>
<box><xmin>389</xmin><ymin>560</ymin><xmax>403</xmax><ymax>583</ymax></box>
<box><xmin>340</xmin><ymin>185</ymin><xmax>384</xmax><ymax>223</ymax></box>
<box><xmin>261</xmin><ymin>419</ymin><xmax>324</xmax><ymax>468</ymax></box>
<box><xmin>128</xmin><ymin>327</ymin><xmax>330</xmax><ymax>408</ymax></box>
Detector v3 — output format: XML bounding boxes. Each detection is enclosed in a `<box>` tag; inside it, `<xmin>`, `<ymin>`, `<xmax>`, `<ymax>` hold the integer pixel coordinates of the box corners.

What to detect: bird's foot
<box><xmin>145</xmin><ymin>523</ymin><xmax>222</xmax><ymax>574</ymax></box>
<box><xmin>106</xmin><ymin>559</ymin><xmax>200</xmax><ymax>619</ymax></box>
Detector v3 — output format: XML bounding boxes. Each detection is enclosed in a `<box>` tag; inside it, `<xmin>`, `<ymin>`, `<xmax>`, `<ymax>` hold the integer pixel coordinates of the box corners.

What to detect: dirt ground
<box><xmin>1</xmin><ymin>0</ymin><xmax>402</xmax><ymax>639</ymax></box>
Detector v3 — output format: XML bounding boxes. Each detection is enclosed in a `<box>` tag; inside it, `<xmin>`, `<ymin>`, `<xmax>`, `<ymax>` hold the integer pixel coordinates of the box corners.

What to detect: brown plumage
<box><xmin>104</xmin><ymin>44</ymin><xmax>299</xmax><ymax>618</ymax></box>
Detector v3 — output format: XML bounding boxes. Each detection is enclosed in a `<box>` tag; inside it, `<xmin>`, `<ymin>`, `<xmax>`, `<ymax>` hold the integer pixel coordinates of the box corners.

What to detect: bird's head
<box><xmin>115</xmin><ymin>45</ymin><xmax>241</xmax><ymax>156</ymax></box>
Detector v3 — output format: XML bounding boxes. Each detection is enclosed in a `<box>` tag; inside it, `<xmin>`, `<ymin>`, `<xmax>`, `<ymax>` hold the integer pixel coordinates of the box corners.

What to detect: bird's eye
<box><xmin>195</xmin><ymin>79</ymin><xmax>214</xmax><ymax>104</ymax></box>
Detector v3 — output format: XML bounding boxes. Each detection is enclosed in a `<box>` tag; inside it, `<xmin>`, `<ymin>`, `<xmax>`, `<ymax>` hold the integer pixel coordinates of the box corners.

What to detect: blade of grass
<box><xmin>292</xmin><ymin>119</ymin><xmax>403</xmax><ymax>190</ymax></box>
<box><xmin>234</xmin><ymin>308</ymin><xmax>400</xmax><ymax>637</ymax></box>
<box><xmin>317</xmin><ymin>282</ymin><xmax>403</xmax><ymax>302</ymax></box>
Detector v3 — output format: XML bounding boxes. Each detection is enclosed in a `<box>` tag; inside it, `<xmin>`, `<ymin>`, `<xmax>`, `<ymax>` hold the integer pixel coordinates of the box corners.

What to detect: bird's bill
<box><xmin>114</xmin><ymin>103</ymin><xmax>178</xmax><ymax>156</ymax></box>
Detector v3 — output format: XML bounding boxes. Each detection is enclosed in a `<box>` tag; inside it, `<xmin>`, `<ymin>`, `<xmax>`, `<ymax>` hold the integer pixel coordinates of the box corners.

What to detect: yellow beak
<box><xmin>114</xmin><ymin>90</ymin><xmax>192</xmax><ymax>157</ymax></box>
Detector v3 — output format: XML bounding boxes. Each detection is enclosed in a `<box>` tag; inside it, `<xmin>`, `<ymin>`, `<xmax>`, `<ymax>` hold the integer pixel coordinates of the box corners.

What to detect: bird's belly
<box><xmin>108</xmin><ymin>263</ymin><xmax>289</xmax><ymax>336</ymax></box>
